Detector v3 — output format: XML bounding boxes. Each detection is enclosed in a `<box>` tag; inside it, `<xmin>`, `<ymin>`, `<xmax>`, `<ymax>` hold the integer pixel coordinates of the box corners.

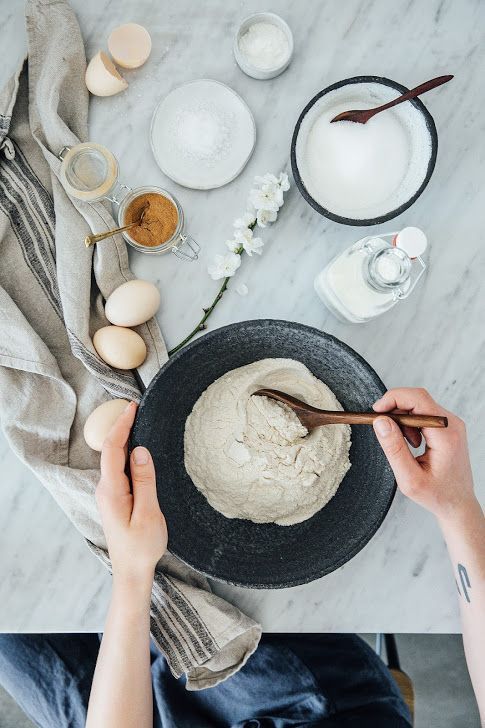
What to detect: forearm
<box><xmin>86</xmin><ymin>573</ymin><xmax>154</xmax><ymax>728</ymax></box>
<box><xmin>439</xmin><ymin>496</ymin><xmax>485</xmax><ymax>723</ymax></box>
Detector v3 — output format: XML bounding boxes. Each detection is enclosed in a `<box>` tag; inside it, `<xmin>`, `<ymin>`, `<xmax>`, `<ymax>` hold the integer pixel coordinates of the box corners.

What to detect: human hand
<box><xmin>372</xmin><ymin>388</ymin><xmax>476</xmax><ymax>523</ymax></box>
<box><xmin>96</xmin><ymin>401</ymin><xmax>167</xmax><ymax>587</ymax></box>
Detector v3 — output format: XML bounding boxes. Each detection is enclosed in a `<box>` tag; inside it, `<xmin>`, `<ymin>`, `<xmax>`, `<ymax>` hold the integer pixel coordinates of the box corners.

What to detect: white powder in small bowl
<box><xmin>238</xmin><ymin>21</ymin><xmax>290</xmax><ymax>70</ymax></box>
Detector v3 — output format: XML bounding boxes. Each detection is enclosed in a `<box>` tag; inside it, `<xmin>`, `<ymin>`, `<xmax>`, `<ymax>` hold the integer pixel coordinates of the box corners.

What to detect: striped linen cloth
<box><xmin>0</xmin><ymin>0</ymin><xmax>260</xmax><ymax>689</ymax></box>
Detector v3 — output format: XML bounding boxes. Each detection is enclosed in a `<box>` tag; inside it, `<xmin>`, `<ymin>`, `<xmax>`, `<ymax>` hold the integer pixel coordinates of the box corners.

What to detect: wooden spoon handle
<box><xmin>317</xmin><ymin>411</ymin><xmax>448</xmax><ymax>428</ymax></box>
<box><xmin>252</xmin><ymin>390</ymin><xmax>448</xmax><ymax>429</ymax></box>
<box><xmin>370</xmin><ymin>75</ymin><xmax>453</xmax><ymax>117</ymax></box>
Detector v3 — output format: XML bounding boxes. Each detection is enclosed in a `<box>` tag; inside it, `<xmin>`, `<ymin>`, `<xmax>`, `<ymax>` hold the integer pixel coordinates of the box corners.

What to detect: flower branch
<box><xmin>168</xmin><ymin>173</ymin><xmax>290</xmax><ymax>356</ymax></box>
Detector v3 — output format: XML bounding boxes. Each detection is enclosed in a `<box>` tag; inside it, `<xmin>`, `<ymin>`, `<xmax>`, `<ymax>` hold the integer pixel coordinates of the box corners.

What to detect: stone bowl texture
<box><xmin>131</xmin><ymin>319</ymin><xmax>395</xmax><ymax>588</ymax></box>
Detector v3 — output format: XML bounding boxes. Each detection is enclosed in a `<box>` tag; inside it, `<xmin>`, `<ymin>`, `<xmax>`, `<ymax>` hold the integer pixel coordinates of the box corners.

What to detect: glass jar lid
<box><xmin>60</xmin><ymin>142</ymin><xmax>119</xmax><ymax>202</ymax></box>
<box><xmin>366</xmin><ymin>247</ymin><xmax>411</xmax><ymax>292</ymax></box>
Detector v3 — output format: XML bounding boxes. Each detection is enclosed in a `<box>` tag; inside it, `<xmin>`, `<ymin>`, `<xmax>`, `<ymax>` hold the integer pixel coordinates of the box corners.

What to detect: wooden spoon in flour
<box><xmin>252</xmin><ymin>389</ymin><xmax>448</xmax><ymax>430</ymax></box>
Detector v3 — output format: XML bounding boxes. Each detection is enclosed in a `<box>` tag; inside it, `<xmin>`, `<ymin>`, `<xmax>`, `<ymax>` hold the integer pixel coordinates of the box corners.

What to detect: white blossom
<box><xmin>234</xmin><ymin>211</ymin><xmax>256</xmax><ymax>229</ymax></box>
<box><xmin>207</xmin><ymin>171</ymin><xmax>288</xmax><ymax>282</ymax></box>
<box><xmin>248</xmin><ymin>182</ymin><xmax>283</xmax><ymax>212</ymax></box>
<box><xmin>278</xmin><ymin>172</ymin><xmax>290</xmax><ymax>191</ymax></box>
<box><xmin>242</xmin><ymin>234</ymin><xmax>264</xmax><ymax>256</ymax></box>
<box><xmin>225</xmin><ymin>239</ymin><xmax>240</xmax><ymax>252</ymax></box>
<box><xmin>208</xmin><ymin>252</ymin><xmax>241</xmax><ymax>280</ymax></box>
<box><xmin>234</xmin><ymin>226</ymin><xmax>253</xmax><ymax>245</ymax></box>
<box><xmin>256</xmin><ymin>208</ymin><xmax>277</xmax><ymax>228</ymax></box>
<box><xmin>233</xmin><ymin>227</ymin><xmax>263</xmax><ymax>255</ymax></box>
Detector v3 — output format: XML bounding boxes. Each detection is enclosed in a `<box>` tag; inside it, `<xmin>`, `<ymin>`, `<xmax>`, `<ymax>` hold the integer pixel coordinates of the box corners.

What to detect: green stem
<box><xmin>168</xmin><ymin>275</ymin><xmax>231</xmax><ymax>356</ymax></box>
<box><xmin>168</xmin><ymin>231</ymin><xmax>253</xmax><ymax>357</ymax></box>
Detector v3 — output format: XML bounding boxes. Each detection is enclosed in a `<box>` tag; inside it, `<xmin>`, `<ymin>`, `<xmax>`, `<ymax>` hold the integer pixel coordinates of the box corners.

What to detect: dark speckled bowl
<box><xmin>291</xmin><ymin>76</ymin><xmax>438</xmax><ymax>226</ymax></box>
<box><xmin>131</xmin><ymin>320</ymin><xmax>395</xmax><ymax>588</ymax></box>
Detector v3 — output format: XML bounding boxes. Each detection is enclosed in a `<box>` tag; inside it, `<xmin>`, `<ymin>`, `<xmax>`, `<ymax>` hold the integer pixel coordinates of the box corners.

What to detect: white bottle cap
<box><xmin>394</xmin><ymin>227</ymin><xmax>427</xmax><ymax>259</ymax></box>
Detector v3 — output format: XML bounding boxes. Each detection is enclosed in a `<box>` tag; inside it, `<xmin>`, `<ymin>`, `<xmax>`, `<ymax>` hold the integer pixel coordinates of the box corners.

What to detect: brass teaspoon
<box><xmin>84</xmin><ymin>204</ymin><xmax>148</xmax><ymax>248</ymax></box>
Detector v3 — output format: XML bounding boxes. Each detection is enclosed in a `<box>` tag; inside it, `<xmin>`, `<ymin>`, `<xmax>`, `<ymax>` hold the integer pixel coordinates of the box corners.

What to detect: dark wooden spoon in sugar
<box><xmin>330</xmin><ymin>75</ymin><xmax>453</xmax><ymax>125</ymax></box>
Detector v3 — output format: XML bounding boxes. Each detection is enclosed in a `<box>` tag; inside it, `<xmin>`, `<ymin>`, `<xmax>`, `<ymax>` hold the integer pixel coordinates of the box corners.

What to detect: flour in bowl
<box><xmin>184</xmin><ymin>358</ymin><xmax>351</xmax><ymax>526</ymax></box>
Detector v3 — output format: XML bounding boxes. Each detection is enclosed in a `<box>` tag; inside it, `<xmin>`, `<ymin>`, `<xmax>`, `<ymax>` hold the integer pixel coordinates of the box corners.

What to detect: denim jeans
<box><xmin>0</xmin><ymin>633</ymin><xmax>411</xmax><ymax>727</ymax></box>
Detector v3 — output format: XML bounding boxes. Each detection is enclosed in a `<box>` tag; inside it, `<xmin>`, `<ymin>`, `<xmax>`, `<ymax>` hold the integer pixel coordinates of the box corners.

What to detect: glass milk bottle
<box><xmin>314</xmin><ymin>227</ymin><xmax>427</xmax><ymax>323</ymax></box>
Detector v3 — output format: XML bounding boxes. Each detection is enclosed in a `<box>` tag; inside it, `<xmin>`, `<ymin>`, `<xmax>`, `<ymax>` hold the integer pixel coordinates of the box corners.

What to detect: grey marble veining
<box><xmin>0</xmin><ymin>0</ymin><xmax>484</xmax><ymax>632</ymax></box>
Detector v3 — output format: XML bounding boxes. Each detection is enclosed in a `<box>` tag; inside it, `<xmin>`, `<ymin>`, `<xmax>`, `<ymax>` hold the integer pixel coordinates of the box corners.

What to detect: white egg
<box><xmin>105</xmin><ymin>279</ymin><xmax>161</xmax><ymax>327</ymax></box>
<box><xmin>108</xmin><ymin>23</ymin><xmax>152</xmax><ymax>69</ymax></box>
<box><xmin>93</xmin><ymin>326</ymin><xmax>146</xmax><ymax>369</ymax></box>
<box><xmin>84</xmin><ymin>399</ymin><xmax>130</xmax><ymax>452</ymax></box>
<box><xmin>85</xmin><ymin>51</ymin><xmax>128</xmax><ymax>96</ymax></box>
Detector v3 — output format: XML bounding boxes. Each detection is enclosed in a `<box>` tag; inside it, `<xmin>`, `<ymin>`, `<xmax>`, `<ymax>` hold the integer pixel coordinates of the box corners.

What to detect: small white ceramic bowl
<box><xmin>234</xmin><ymin>12</ymin><xmax>293</xmax><ymax>80</ymax></box>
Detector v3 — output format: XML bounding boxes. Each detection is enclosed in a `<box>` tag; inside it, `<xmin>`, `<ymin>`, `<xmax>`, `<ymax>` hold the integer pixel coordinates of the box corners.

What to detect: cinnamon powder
<box><xmin>124</xmin><ymin>192</ymin><xmax>178</xmax><ymax>247</ymax></box>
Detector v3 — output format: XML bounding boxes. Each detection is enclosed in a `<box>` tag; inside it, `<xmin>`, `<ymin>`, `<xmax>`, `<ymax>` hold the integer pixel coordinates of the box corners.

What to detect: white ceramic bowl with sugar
<box><xmin>234</xmin><ymin>12</ymin><xmax>294</xmax><ymax>80</ymax></box>
<box><xmin>291</xmin><ymin>76</ymin><xmax>438</xmax><ymax>226</ymax></box>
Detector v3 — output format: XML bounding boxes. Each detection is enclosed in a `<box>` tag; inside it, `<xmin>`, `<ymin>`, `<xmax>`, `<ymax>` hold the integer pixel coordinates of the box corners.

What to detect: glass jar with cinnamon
<box><xmin>59</xmin><ymin>142</ymin><xmax>199</xmax><ymax>261</ymax></box>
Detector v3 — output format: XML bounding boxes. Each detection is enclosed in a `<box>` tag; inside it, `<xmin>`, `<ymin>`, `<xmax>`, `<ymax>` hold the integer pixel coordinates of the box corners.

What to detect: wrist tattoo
<box><xmin>456</xmin><ymin>563</ymin><xmax>471</xmax><ymax>603</ymax></box>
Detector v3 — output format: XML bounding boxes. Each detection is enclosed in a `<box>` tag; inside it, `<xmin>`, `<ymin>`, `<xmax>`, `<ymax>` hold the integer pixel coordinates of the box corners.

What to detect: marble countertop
<box><xmin>1</xmin><ymin>0</ymin><xmax>484</xmax><ymax>633</ymax></box>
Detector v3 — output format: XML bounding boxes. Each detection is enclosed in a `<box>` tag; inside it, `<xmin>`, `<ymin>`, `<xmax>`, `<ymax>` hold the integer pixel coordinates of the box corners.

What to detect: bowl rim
<box><xmin>290</xmin><ymin>75</ymin><xmax>438</xmax><ymax>226</ymax></box>
<box><xmin>133</xmin><ymin>319</ymin><xmax>397</xmax><ymax>588</ymax></box>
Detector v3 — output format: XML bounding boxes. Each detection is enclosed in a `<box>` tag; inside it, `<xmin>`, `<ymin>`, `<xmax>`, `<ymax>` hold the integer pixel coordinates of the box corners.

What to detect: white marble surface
<box><xmin>1</xmin><ymin>0</ymin><xmax>484</xmax><ymax>633</ymax></box>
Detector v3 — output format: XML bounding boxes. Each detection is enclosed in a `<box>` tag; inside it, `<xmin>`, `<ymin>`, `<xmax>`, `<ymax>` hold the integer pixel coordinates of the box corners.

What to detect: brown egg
<box><xmin>83</xmin><ymin>399</ymin><xmax>130</xmax><ymax>452</ymax></box>
<box><xmin>105</xmin><ymin>279</ymin><xmax>160</xmax><ymax>327</ymax></box>
<box><xmin>93</xmin><ymin>326</ymin><xmax>146</xmax><ymax>369</ymax></box>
